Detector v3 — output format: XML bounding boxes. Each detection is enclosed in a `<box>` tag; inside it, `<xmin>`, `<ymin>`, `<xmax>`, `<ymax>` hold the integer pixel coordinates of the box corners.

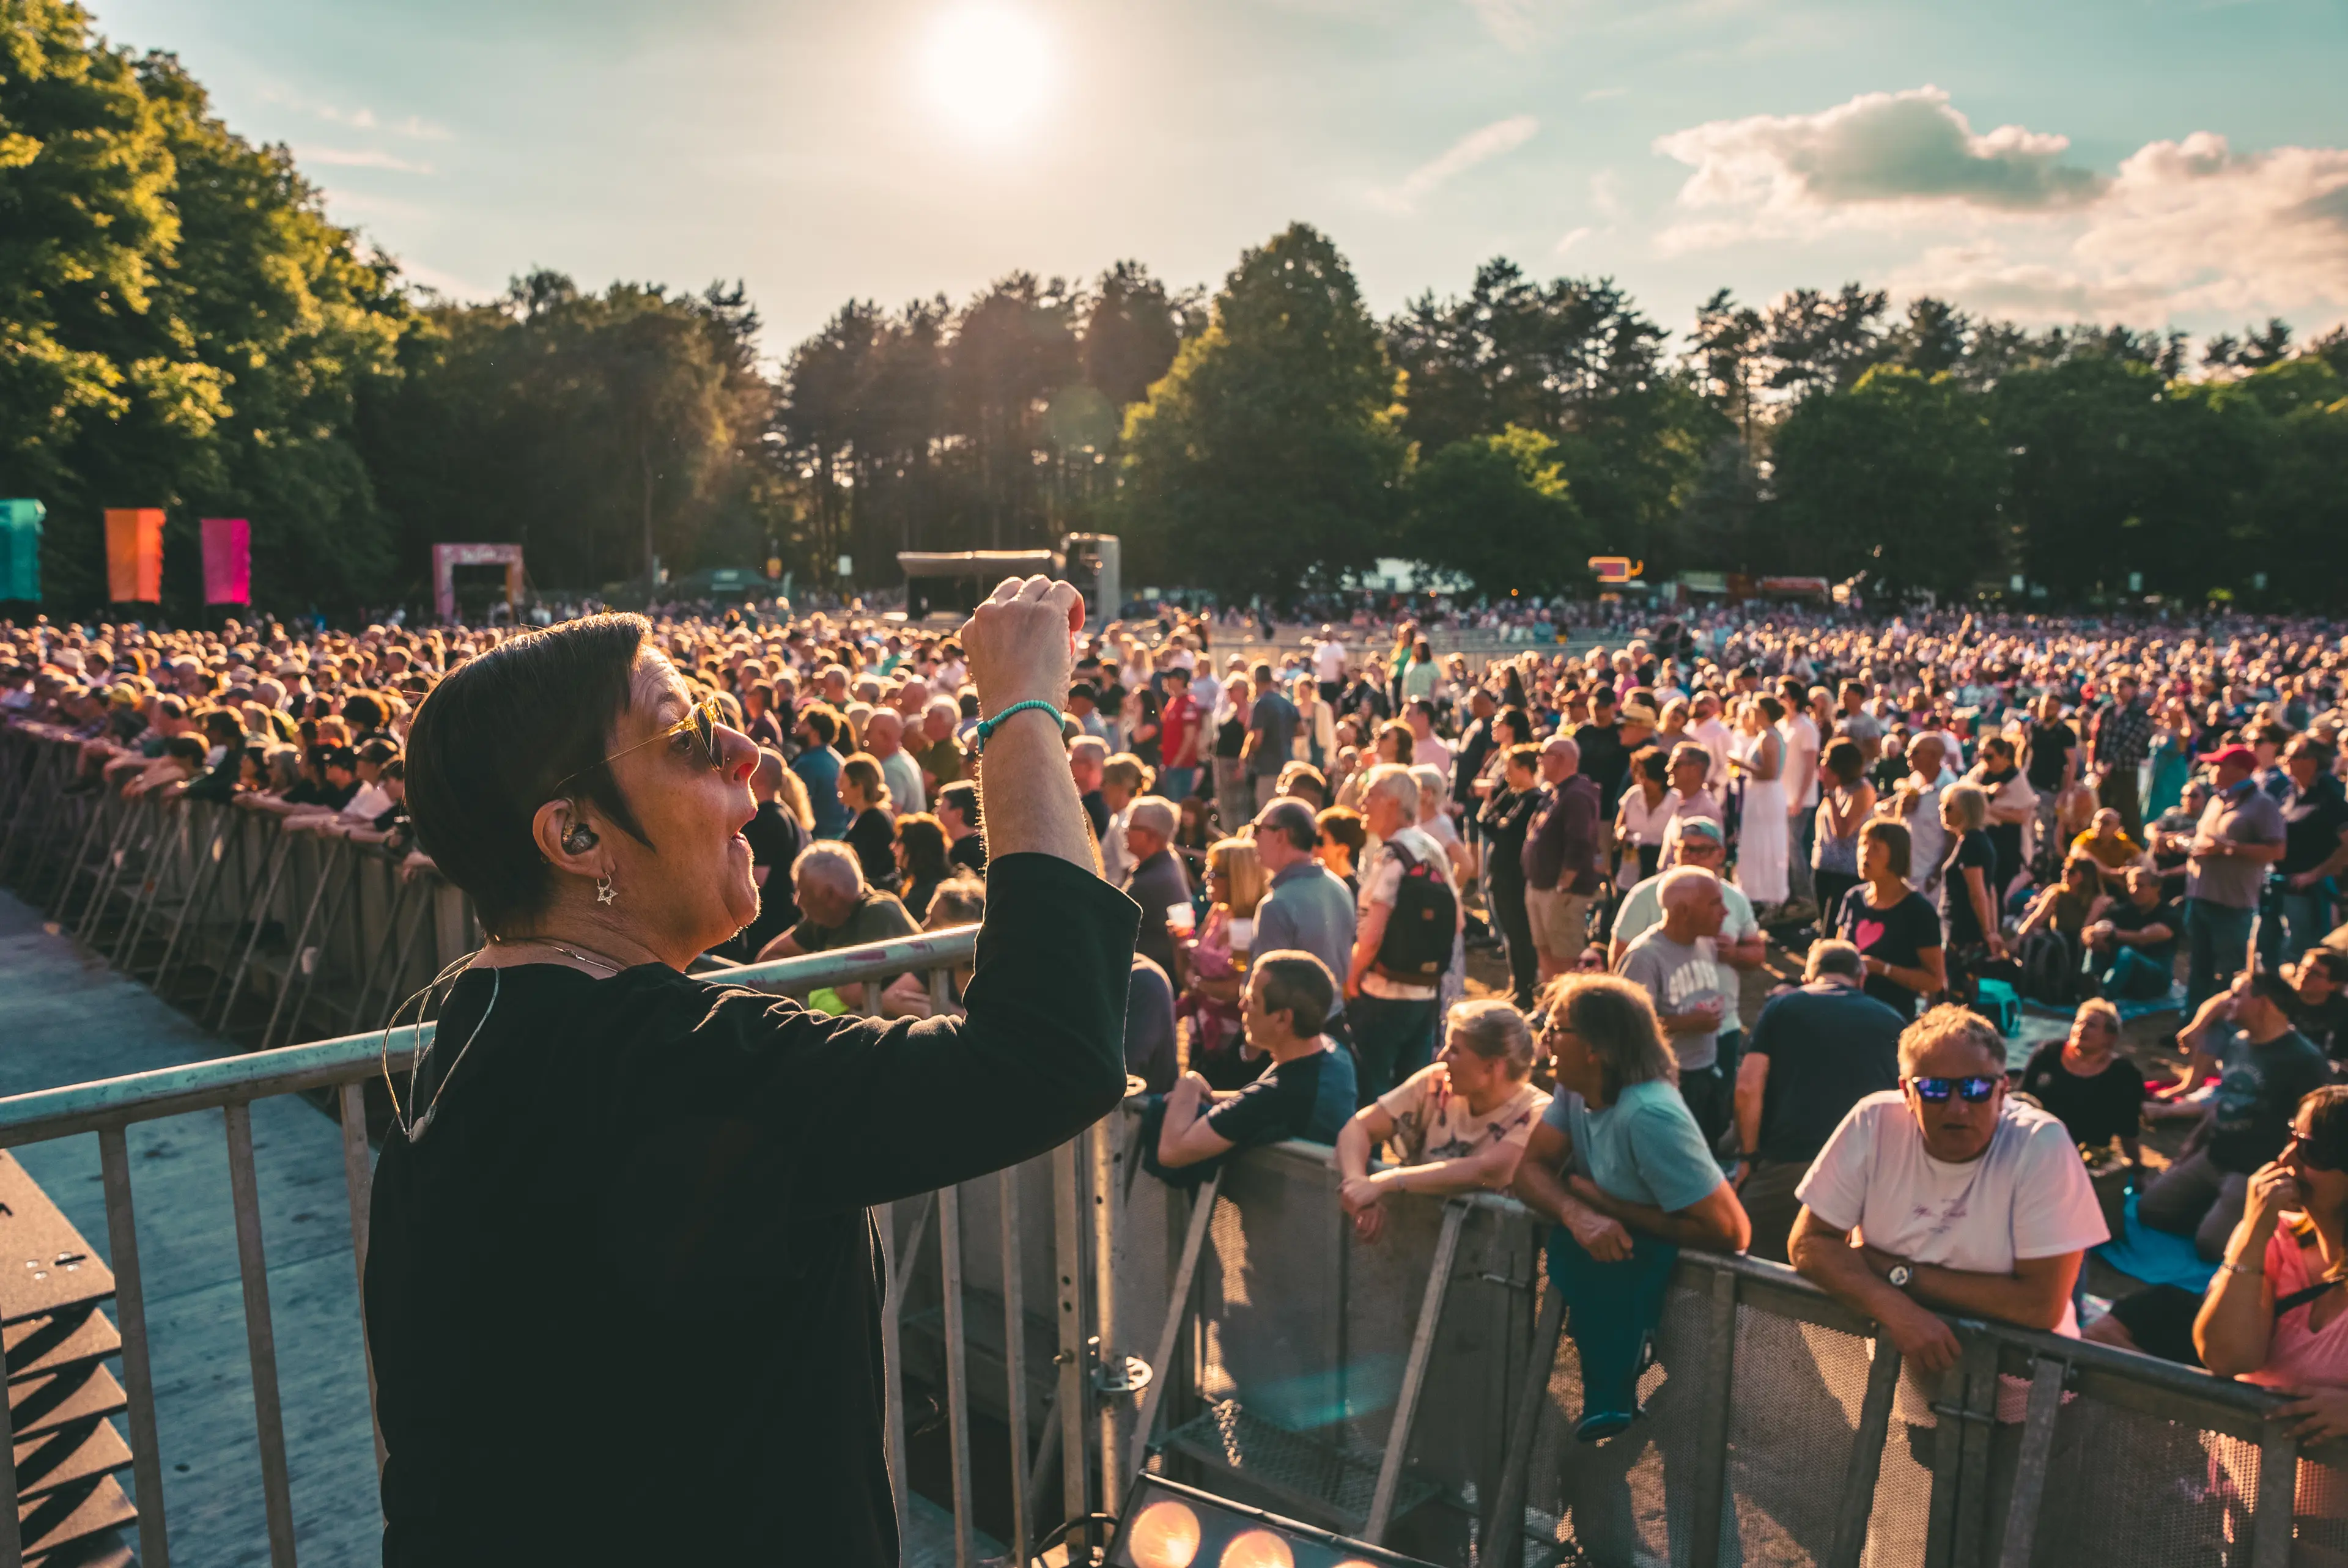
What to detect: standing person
<box><xmin>1966</xmin><ymin>734</ymin><xmax>2038</xmax><ymax>903</ymax></box>
<box><xmin>1613</xmin><ymin>746</ymin><xmax>1674</xmax><ymax>886</ymax></box>
<box><xmin>1156</xmin><ymin>666</ymin><xmax>1202</xmax><ymax>806</ymax></box>
<box><xmin>838</xmin><ymin>754</ymin><xmax>900</xmax><ymax>892</ymax></box>
<box><xmin>2145</xmin><ymin>699</ymin><xmax>2195</xmax><ymax>822</ymax></box>
<box><xmin>1345</xmin><ymin>765</ymin><xmax>1460</xmax><ymax>1102</ymax></box>
<box><xmin>863</xmin><ymin>710</ymin><xmax>925</xmax><ymax>815</ymax></box>
<box><xmin>936</xmin><ymin>779</ymin><xmax>986</xmax><ymax>875</ymax></box>
<box><xmin>2277</xmin><ymin>736</ymin><xmax>2348</xmax><ymax>962</ymax></box>
<box><xmin>2185</xmin><ymin>744</ymin><xmax>2289</xmax><ymax>1012</ymax></box>
<box><xmin>1523</xmin><ymin>736</ymin><xmax>1603</xmax><ymax>981</ymax></box>
<box><xmin>1615</xmin><ymin>867</ymin><xmax>1734</xmax><ymax>1145</ymax></box>
<box><xmin>1120</xmin><ymin>797</ymin><xmax>1193</xmax><ymax>981</ymax></box>
<box><xmin>1811</xmin><ymin>738</ymin><xmax>1876</xmax><ymax>932</ymax></box>
<box><xmin>1937</xmin><ymin>783</ymin><xmax>2006</xmax><ymax>1003</ymax></box>
<box><xmin>792</xmin><ymin>704</ymin><xmax>851</xmax><ymax>840</ymax></box>
<box><xmin>1211</xmin><ymin>663</ymin><xmax>1251</xmax><ymax>833</ymax></box>
<box><xmin>1834</xmin><ymin>819</ymin><xmax>1947</xmax><ymax>1020</ymax></box>
<box><xmin>1479</xmin><ymin>745</ymin><xmax>1546</xmax><ymax>1009</ymax></box>
<box><xmin>1729</xmin><ymin>698</ymin><xmax>1788</xmax><ymax>908</ymax></box>
<box><xmin>2023</xmin><ymin>693</ymin><xmax>2079</xmax><ymax>880</ymax></box>
<box><xmin>376</xmin><ymin>581</ymin><xmax>1132</xmax><ymax>1566</ymax></box>
<box><xmin>1778</xmin><ymin>679</ymin><xmax>1822</xmax><ymax>911</ymax></box>
<box><xmin>1731</xmin><ymin>940</ymin><xmax>1904</xmax><ymax>1262</ymax></box>
<box><xmin>1892</xmin><ymin>733</ymin><xmax>1955</xmax><ymax>898</ymax></box>
<box><xmin>1242</xmin><ymin>662</ymin><xmax>1301</xmax><ymax>813</ymax></box>
<box><xmin>731</xmin><ymin>748</ymin><xmax>810</xmax><ymax>961</ymax></box>
<box><xmin>1248</xmin><ymin>798</ymin><xmax>1359</xmax><ymax>987</ymax></box>
<box><xmin>2092</xmin><ymin>672</ymin><xmax>2155</xmax><ymax>842</ymax></box>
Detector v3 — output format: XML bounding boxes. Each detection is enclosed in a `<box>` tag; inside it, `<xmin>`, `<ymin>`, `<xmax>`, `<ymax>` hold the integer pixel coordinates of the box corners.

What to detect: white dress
<box><xmin>1733</xmin><ymin>731</ymin><xmax>1789</xmax><ymax>905</ymax></box>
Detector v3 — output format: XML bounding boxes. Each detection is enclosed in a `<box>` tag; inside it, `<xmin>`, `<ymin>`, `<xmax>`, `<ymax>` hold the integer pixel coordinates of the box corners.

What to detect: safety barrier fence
<box><xmin>0</xmin><ymin>729</ymin><xmax>477</xmax><ymax>1053</ymax></box>
<box><xmin>9</xmin><ymin>720</ymin><xmax>2344</xmax><ymax>1567</ymax></box>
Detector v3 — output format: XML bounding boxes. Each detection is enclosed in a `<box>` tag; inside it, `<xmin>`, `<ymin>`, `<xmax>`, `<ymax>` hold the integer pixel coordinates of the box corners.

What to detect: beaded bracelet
<box><xmin>971</xmin><ymin>699</ymin><xmax>1062</xmax><ymax>754</ymax></box>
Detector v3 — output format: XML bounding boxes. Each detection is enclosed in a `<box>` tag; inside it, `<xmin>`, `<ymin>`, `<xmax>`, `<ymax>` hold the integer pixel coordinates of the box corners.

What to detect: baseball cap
<box><xmin>1619</xmin><ymin>702</ymin><xmax>1659</xmax><ymax>727</ymax></box>
<box><xmin>2198</xmin><ymin>743</ymin><xmax>2256</xmax><ymax>769</ymax></box>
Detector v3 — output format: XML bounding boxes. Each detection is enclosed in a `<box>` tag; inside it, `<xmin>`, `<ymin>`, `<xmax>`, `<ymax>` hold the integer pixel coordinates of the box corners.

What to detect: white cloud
<box><xmin>1369</xmin><ymin>114</ymin><xmax>1540</xmax><ymax>213</ymax></box>
<box><xmin>262</xmin><ymin>84</ymin><xmax>452</xmax><ymax>141</ymax></box>
<box><xmin>1655</xmin><ymin>86</ymin><xmax>2103</xmax><ymax>238</ymax></box>
<box><xmin>295</xmin><ymin>147</ymin><xmax>437</xmax><ymax>174</ymax></box>
<box><xmin>1582</xmin><ymin>87</ymin><xmax>1628</xmax><ymax>102</ymax></box>
<box><xmin>1652</xmin><ymin>88</ymin><xmax>2348</xmax><ymax>323</ymax></box>
<box><xmin>1589</xmin><ymin>169</ymin><xmax>1623</xmax><ymax>219</ymax></box>
<box><xmin>1554</xmin><ymin>226</ymin><xmax>1593</xmax><ymax>254</ymax></box>
<box><xmin>1463</xmin><ymin>0</ymin><xmax>1538</xmax><ymax>51</ymax></box>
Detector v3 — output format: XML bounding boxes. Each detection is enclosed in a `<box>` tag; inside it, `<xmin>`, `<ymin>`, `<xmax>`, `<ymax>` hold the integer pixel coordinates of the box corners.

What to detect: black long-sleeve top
<box><xmin>364</xmin><ymin>853</ymin><xmax>1139</xmax><ymax>1566</ymax></box>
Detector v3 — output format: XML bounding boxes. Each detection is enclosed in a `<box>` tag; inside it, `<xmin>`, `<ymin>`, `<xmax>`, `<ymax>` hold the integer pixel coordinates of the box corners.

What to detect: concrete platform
<box><xmin>0</xmin><ymin>890</ymin><xmax>380</xmax><ymax>1567</ymax></box>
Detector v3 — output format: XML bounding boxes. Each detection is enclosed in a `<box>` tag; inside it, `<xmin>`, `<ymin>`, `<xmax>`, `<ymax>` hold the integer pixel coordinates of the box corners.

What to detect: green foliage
<box><xmin>1403</xmin><ymin>426</ymin><xmax>1592</xmax><ymax>597</ymax></box>
<box><xmin>1768</xmin><ymin>366</ymin><xmax>2005</xmax><ymax>598</ymax></box>
<box><xmin>1117</xmin><ymin>224</ymin><xmax>1408</xmax><ymax>599</ymax></box>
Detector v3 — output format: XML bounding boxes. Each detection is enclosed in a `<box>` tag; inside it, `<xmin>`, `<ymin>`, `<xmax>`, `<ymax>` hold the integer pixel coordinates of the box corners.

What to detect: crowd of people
<box><xmin>12</xmin><ymin>597</ymin><xmax>2348</xmax><ymax>1473</ymax></box>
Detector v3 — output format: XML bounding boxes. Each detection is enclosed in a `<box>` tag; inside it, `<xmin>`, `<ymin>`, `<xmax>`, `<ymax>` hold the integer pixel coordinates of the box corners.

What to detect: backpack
<box><xmin>1373</xmin><ymin>838</ymin><xmax>1458</xmax><ymax>984</ymax></box>
<box><xmin>2016</xmin><ymin>927</ymin><xmax>2076</xmax><ymax>1006</ymax></box>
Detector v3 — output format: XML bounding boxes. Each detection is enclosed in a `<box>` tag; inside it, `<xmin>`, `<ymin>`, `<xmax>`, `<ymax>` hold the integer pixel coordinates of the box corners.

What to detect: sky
<box><xmin>87</xmin><ymin>0</ymin><xmax>2348</xmax><ymax>364</ymax></box>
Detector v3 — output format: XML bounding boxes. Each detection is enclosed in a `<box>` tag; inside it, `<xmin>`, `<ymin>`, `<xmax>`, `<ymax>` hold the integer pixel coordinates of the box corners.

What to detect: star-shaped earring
<box><xmin>596</xmin><ymin>876</ymin><xmax>616</xmax><ymax>905</ymax></box>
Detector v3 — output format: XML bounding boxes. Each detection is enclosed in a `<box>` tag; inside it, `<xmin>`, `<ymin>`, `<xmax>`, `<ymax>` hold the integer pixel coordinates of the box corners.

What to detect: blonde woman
<box><xmin>838</xmin><ymin>753</ymin><xmax>898</xmax><ymax>892</ymax></box>
<box><xmin>1337</xmin><ymin>998</ymin><xmax>1551</xmax><ymax>1242</ymax></box>
<box><xmin>1178</xmin><ymin>837</ymin><xmax>1269</xmax><ymax>1089</ymax></box>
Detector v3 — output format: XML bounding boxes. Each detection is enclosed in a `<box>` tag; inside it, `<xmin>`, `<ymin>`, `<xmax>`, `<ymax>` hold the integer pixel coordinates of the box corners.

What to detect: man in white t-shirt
<box><xmin>1312</xmin><ymin>628</ymin><xmax>1348</xmax><ymax>699</ymax></box>
<box><xmin>1790</xmin><ymin>1005</ymin><xmax>2106</xmax><ymax>1380</ymax></box>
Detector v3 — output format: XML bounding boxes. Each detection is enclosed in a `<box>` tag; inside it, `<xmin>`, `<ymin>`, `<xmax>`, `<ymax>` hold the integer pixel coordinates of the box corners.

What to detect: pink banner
<box><xmin>201</xmin><ymin>517</ymin><xmax>251</xmax><ymax>605</ymax></box>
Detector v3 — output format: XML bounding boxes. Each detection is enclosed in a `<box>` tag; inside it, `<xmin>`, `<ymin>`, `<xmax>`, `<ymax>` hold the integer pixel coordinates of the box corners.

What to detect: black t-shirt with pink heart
<box><xmin>1834</xmin><ymin>887</ymin><xmax>1944</xmax><ymax>1020</ymax></box>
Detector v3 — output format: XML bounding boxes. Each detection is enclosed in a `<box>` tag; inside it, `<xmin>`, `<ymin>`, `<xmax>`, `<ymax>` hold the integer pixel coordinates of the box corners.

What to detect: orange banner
<box><xmin>105</xmin><ymin>509</ymin><xmax>164</xmax><ymax>603</ymax></box>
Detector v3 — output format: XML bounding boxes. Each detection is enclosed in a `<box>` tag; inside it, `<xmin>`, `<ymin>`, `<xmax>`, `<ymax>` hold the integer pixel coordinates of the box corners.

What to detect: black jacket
<box><xmin>365</xmin><ymin>853</ymin><xmax>1138</xmax><ymax>1566</ymax></box>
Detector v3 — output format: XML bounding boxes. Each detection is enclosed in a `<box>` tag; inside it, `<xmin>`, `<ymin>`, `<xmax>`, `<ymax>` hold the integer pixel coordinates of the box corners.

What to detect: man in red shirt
<box><xmin>1157</xmin><ymin>666</ymin><xmax>1202</xmax><ymax>804</ymax></box>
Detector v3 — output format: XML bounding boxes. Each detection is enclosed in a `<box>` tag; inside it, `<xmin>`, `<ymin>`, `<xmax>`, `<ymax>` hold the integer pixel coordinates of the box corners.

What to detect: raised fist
<box><xmin>962</xmin><ymin>575</ymin><xmax>1084</xmax><ymax>718</ymax></box>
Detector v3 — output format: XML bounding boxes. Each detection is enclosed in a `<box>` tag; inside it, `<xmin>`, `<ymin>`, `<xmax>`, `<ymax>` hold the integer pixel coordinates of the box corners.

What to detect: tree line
<box><xmin>6</xmin><ymin>0</ymin><xmax>2344</xmax><ymax>619</ymax></box>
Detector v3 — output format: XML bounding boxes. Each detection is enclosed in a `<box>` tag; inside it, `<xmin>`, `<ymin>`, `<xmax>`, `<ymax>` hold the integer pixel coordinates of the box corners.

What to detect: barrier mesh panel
<box><xmin>2021</xmin><ymin>1396</ymin><xmax>2259</xmax><ymax>1568</ymax></box>
<box><xmin>1718</xmin><ymin>1309</ymin><xmax>1867</xmax><ymax>1568</ymax></box>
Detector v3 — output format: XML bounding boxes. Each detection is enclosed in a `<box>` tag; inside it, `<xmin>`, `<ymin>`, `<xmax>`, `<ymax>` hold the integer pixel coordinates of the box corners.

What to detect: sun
<box><xmin>918</xmin><ymin>3</ymin><xmax>1057</xmax><ymax>147</ymax></box>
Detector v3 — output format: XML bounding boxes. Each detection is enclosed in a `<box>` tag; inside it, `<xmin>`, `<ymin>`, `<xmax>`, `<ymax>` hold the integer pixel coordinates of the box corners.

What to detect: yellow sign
<box><xmin>1587</xmin><ymin>556</ymin><xmax>1644</xmax><ymax>584</ymax></box>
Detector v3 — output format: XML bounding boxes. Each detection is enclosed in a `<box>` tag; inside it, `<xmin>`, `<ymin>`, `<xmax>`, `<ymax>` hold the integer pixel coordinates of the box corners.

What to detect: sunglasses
<box><xmin>1909</xmin><ymin>1075</ymin><xmax>2001</xmax><ymax>1103</ymax></box>
<box><xmin>553</xmin><ymin>696</ymin><xmax>727</xmax><ymax>797</ymax></box>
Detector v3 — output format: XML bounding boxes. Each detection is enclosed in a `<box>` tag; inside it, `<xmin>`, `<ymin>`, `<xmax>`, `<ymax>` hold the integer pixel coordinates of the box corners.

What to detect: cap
<box><xmin>2198</xmin><ymin>743</ymin><xmax>2256</xmax><ymax>769</ymax></box>
<box><xmin>1619</xmin><ymin>702</ymin><xmax>1659</xmax><ymax>727</ymax></box>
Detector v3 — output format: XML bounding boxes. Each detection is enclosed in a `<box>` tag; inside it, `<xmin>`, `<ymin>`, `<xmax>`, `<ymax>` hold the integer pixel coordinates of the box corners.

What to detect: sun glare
<box><xmin>918</xmin><ymin>2</ymin><xmax>1056</xmax><ymax>147</ymax></box>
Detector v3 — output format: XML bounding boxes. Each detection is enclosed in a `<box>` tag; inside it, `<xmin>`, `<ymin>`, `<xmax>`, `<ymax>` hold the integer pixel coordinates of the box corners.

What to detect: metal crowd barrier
<box><xmin>0</xmin><ymin>729</ymin><xmax>475</xmax><ymax>1049</ymax></box>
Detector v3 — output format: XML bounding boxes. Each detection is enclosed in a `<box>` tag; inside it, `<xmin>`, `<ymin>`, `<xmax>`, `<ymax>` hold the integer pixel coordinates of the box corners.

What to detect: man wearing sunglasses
<box><xmin>1789</xmin><ymin>1006</ymin><xmax>2106</xmax><ymax>1379</ymax></box>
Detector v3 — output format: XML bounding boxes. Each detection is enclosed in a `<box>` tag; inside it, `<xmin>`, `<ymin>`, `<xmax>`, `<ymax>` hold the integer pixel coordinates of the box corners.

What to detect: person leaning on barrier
<box><xmin>1335</xmin><ymin>998</ymin><xmax>1550</xmax><ymax>1243</ymax></box>
<box><xmin>1789</xmin><ymin>1005</ymin><xmax>2107</xmax><ymax>1380</ymax></box>
<box><xmin>1153</xmin><ymin>951</ymin><xmax>1358</xmax><ymax>1176</ymax></box>
<box><xmin>755</xmin><ymin>841</ymin><xmax>918</xmax><ymax>1013</ymax></box>
<box><xmin>372</xmin><ymin>577</ymin><xmax>1137</xmax><ymax>1568</ymax></box>
<box><xmin>1512</xmin><ymin>974</ymin><xmax>1749</xmax><ymax>1441</ymax></box>
<box><xmin>1731</xmin><ymin>939</ymin><xmax>1904</xmax><ymax>1264</ymax></box>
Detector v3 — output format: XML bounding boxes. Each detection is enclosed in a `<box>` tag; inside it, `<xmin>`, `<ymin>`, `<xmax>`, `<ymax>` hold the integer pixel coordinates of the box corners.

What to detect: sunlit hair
<box><xmin>1448</xmin><ymin>997</ymin><xmax>1535</xmax><ymax>1077</ymax></box>
<box><xmin>1539</xmin><ymin>974</ymin><xmax>1677</xmax><ymax>1096</ymax></box>
<box><xmin>1208</xmin><ymin>836</ymin><xmax>1268</xmax><ymax>916</ymax></box>
<box><xmin>1860</xmin><ymin>817</ymin><xmax>1912</xmax><ymax>880</ymax></box>
<box><xmin>840</xmin><ymin>752</ymin><xmax>890</xmax><ymax>808</ymax></box>
<box><xmin>1897</xmin><ymin>1003</ymin><xmax>2005</xmax><ymax>1077</ymax></box>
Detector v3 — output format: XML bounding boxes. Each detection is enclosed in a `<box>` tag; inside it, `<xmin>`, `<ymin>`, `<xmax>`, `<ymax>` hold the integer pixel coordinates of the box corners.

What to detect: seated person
<box><xmin>2195</xmin><ymin>1085</ymin><xmax>2348</xmax><ymax>1446</ymax></box>
<box><xmin>1512</xmin><ymin>974</ymin><xmax>1748</xmax><ymax>1440</ymax></box>
<box><xmin>2015</xmin><ymin>852</ymin><xmax>2106</xmax><ymax>955</ymax></box>
<box><xmin>2141</xmin><ymin>970</ymin><xmax>2333</xmax><ymax>1258</ymax></box>
<box><xmin>2015</xmin><ymin>998</ymin><xmax>2144</xmax><ymax>1164</ymax></box>
<box><xmin>2287</xmin><ymin>948</ymin><xmax>2348</xmax><ymax>1064</ymax></box>
<box><xmin>1792</xmin><ymin>1006</ymin><xmax>2104</xmax><ymax>1385</ymax></box>
<box><xmin>1154</xmin><ymin>952</ymin><xmax>1358</xmax><ymax>1176</ymax></box>
<box><xmin>2085</xmin><ymin>864</ymin><xmax>2180</xmax><ymax>1001</ymax></box>
<box><xmin>755</xmin><ymin>841</ymin><xmax>918</xmax><ymax>1012</ymax></box>
<box><xmin>2070</xmin><ymin>806</ymin><xmax>2149</xmax><ymax>889</ymax></box>
<box><xmin>1732</xmin><ymin>940</ymin><xmax>1905</xmax><ymax>1263</ymax></box>
<box><xmin>1336</xmin><ymin>998</ymin><xmax>1551</xmax><ymax>1242</ymax></box>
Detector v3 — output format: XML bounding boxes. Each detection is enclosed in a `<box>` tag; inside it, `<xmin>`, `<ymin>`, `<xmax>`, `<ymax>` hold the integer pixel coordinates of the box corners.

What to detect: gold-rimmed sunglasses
<box><xmin>551</xmin><ymin>696</ymin><xmax>728</xmax><ymax>797</ymax></box>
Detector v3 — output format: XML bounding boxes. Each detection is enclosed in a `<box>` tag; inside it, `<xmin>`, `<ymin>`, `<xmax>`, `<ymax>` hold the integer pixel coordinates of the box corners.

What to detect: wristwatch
<box><xmin>1887</xmin><ymin>1264</ymin><xmax>1915</xmax><ymax>1290</ymax></box>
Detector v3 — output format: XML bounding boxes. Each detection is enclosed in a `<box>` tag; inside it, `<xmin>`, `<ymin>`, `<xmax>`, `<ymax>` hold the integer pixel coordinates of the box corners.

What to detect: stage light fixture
<box><xmin>1106</xmin><ymin>1474</ymin><xmax>1441</xmax><ymax>1568</ymax></box>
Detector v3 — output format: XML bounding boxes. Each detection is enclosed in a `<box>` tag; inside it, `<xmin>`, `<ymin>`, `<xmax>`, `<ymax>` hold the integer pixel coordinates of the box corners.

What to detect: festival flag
<box><xmin>0</xmin><ymin>500</ymin><xmax>42</xmax><ymax>602</ymax></box>
<box><xmin>104</xmin><ymin>508</ymin><xmax>164</xmax><ymax>603</ymax></box>
<box><xmin>201</xmin><ymin>517</ymin><xmax>251</xmax><ymax>605</ymax></box>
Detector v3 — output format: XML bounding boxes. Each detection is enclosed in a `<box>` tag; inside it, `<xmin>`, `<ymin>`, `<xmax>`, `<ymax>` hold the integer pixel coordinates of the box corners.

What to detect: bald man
<box><xmin>1523</xmin><ymin>735</ymin><xmax>1603</xmax><ymax>979</ymax></box>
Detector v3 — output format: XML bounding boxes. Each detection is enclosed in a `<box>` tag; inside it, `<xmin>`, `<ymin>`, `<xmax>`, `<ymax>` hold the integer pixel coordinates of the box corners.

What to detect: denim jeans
<box><xmin>2184</xmin><ymin>898</ymin><xmax>2255</xmax><ymax>1014</ymax></box>
<box><xmin>1345</xmin><ymin>991</ymin><xmax>1439</xmax><ymax>1106</ymax></box>
<box><xmin>2101</xmin><ymin>945</ymin><xmax>2174</xmax><ymax>1001</ymax></box>
<box><xmin>2270</xmin><ymin>888</ymin><xmax>2332</xmax><ymax>968</ymax></box>
<box><xmin>1156</xmin><ymin>765</ymin><xmax>1198</xmax><ymax>806</ymax></box>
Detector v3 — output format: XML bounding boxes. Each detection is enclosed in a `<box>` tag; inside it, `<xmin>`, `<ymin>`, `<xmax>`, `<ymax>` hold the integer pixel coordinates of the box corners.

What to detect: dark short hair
<box><xmin>937</xmin><ymin>778</ymin><xmax>980</xmax><ymax>828</ymax></box>
<box><xmin>799</xmin><ymin>704</ymin><xmax>841</xmax><ymax>746</ymax></box>
<box><xmin>1860</xmin><ymin>817</ymin><xmax>1912</xmax><ymax>880</ymax></box>
<box><xmin>1254</xmin><ymin>951</ymin><xmax>1335</xmax><ymax>1037</ymax></box>
<box><xmin>1255</xmin><ymin>798</ymin><xmax>1318</xmax><ymax>853</ymax></box>
<box><xmin>405</xmin><ymin>613</ymin><xmax>651</xmax><ymax>935</ymax></box>
<box><xmin>344</xmin><ymin>692</ymin><xmax>386</xmax><ymax>731</ymax></box>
